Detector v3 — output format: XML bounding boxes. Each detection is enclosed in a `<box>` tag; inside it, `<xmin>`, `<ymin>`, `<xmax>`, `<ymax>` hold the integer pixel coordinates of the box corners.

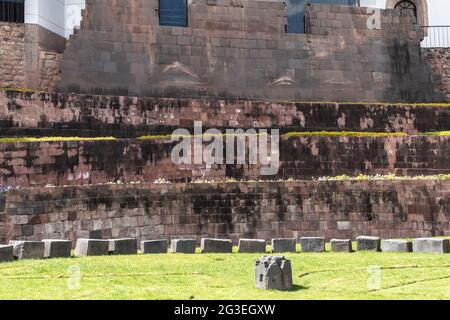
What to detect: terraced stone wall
<box><xmin>0</xmin><ymin>135</ymin><xmax>448</xmax><ymax>187</ymax></box>
<box><xmin>3</xmin><ymin>180</ymin><xmax>449</xmax><ymax>243</ymax></box>
<box><xmin>1</xmin><ymin>91</ymin><xmax>450</xmax><ymax>138</ymax></box>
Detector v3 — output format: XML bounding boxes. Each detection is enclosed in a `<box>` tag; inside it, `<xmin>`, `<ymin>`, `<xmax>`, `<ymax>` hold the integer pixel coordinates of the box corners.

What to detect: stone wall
<box><xmin>0</xmin><ymin>135</ymin><xmax>448</xmax><ymax>187</ymax></box>
<box><xmin>425</xmin><ymin>48</ymin><xmax>450</xmax><ymax>100</ymax></box>
<box><xmin>56</xmin><ymin>1</ymin><xmax>444</xmax><ymax>102</ymax></box>
<box><xmin>0</xmin><ymin>23</ymin><xmax>65</xmax><ymax>91</ymax></box>
<box><xmin>1</xmin><ymin>180</ymin><xmax>449</xmax><ymax>243</ymax></box>
<box><xmin>1</xmin><ymin>90</ymin><xmax>450</xmax><ymax>138</ymax></box>
<box><xmin>0</xmin><ymin>23</ymin><xmax>25</xmax><ymax>89</ymax></box>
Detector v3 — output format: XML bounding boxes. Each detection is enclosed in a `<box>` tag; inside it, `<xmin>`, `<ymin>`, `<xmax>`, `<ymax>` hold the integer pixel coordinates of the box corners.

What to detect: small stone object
<box><xmin>74</xmin><ymin>239</ymin><xmax>109</xmax><ymax>257</ymax></box>
<box><xmin>141</xmin><ymin>240</ymin><xmax>168</xmax><ymax>254</ymax></box>
<box><xmin>255</xmin><ymin>256</ymin><xmax>293</xmax><ymax>291</ymax></box>
<box><xmin>9</xmin><ymin>241</ymin><xmax>45</xmax><ymax>260</ymax></box>
<box><xmin>109</xmin><ymin>238</ymin><xmax>138</xmax><ymax>255</ymax></box>
<box><xmin>382</xmin><ymin>240</ymin><xmax>412</xmax><ymax>253</ymax></box>
<box><xmin>356</xmin><ymin>236</ymin><xmax>381</xmax><ymax>252</ymax></box>
<box><xmin>171</xmin><ymin>239</ymin><xmax>196</xmax><ymax>254</ymax></box>
<box><xmin>0</xmin><ymin>245</ymin><xmax>14</xmax><ymax>263</ymax></box>
<box><xmin>271</xmin><ymin>238</ymin><xmax>296</xmax><ymax>253</ymax></box>
<box><xmin>238</xmin><ymin>239</ymin><xmax>266</xmax><ymax>253</ymax></box>
<box><xmin>413</xmin><ymin>238</ymin><xmax>450</xmax><ymax>254</ymax></box>
<box><xmin>42</xmin><ymin>240</ymin><xmax>72</xmax><ymax>258</ymax></box>
<box><xmin>200</xmin><ymin>238</ymin><xmax>232</xmax><ymax>254</ymax></box>
<box><xmin>331</xmin><ymin>239</ymin><xmax>352</xmax><ymax>253</ymax></box>
<box><xmin>300</xmin><ymin>237</ymin><xmax>325</xmax><ymax>253</ymax></box>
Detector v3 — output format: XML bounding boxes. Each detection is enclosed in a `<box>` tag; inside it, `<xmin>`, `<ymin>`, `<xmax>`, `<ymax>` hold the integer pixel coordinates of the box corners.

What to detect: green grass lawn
<box><xmin>1</xmin><ymin>247</ymin><xmax>450</xmax><ymax>300</ymax></box>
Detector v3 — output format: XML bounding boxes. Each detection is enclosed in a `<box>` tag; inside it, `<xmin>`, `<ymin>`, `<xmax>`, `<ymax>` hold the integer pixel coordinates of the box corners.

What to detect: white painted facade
<box><xmin>360</xmin><ymin>0</ymin><xmax>450</xmax><ymax>26</ymax></box>
<box><xmin>24</xmin><ymin>0</ymin><xmax>85</xmax><ymax>38</ymax></box>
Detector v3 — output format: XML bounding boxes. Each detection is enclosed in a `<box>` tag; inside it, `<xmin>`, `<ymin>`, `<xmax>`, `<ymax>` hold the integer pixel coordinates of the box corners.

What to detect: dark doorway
<box><xmin>286</xmin><ymin>0</ymin><xmax>359</xmax><ymax>34</ymax></box>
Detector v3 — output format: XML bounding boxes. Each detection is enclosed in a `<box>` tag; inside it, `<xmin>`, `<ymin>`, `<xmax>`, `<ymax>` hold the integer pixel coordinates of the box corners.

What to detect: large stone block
<box><xmin>171</xmin><ymin>239</ymin><xmax>196</xmax><ymax>254</ymax></box>
<box><xmin>74</xmin><ymin>239</ymin><xmax>110</xmax><ymax>257</ymax></box>
<box><xmin>9</xmin><ymin>241</ymin><xmax>45</xmax><ymax>260</ymax></box>
<box><xmin>42</xmin><ymin>240</ymin><xmax>72</xmax><ymax>258</ymax></box>
<box><xmin>300</xmin><ymin>237</ymin><xmax>325</xmax><ymax>253</ymax></box>
<box><xmin>271</xmin><ymin>239</ymin><xmax>296</xmax><ymax>253</ymax></box>
<box><xmin>141</xmin><ymin>240</ymin><xmax>168</xmax><ymax>254</ymax></box>
<box><xmin>255</xmin><ymin>256</ymin><xmax>293</xmax><ymax>291</ymax></box>
<box><xmin>382</xmin><ymin>240</ymin><xmax>412</xmax><ymax>253</ymax></box>
<box><xmin>356</xmin><ymin>236</ymin><xmax>381</xmax><ymax>252</ymax></box>
<box><xmin>413</xmin><ymin>238</ymin><xmax>450</xmax><ymax>254</ymax></box>
<box><xmin>331</xmin><ymin>239</ymin><xmax>352</xmax><ymax>253</ymax></box>
<box><xmin>109</xmin><ymin>238</ymin><xmax>138</xmax><ymax>255</ymax></box>
<box><xmin>0</xmin><ymin>245</ymin><xmax>14</xmax><ymax>263</ymax></box>
<box><xmin>238</xmin><ymin>239</ymin><xmax>266</xmax><ymax>253</ymax></box>
<box><xmin>200</xmin><ymin>238</ymin><xmax>232</xmax><ymax>254</ymax></box>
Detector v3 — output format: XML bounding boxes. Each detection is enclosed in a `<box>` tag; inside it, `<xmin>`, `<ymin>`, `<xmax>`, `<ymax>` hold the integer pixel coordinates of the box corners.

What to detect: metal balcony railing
<box><xmin>421</xmin><ymin>26</ymin><xmax>450</xmax><ymax>48</ymax></box>
<box><xmin>0</xmin><ymin>0</ymin><xmax>24</xmax><ymax>23</ymax></box>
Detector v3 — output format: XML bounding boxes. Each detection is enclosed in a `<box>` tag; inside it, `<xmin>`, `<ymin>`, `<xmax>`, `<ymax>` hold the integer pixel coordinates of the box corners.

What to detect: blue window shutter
<box><xmin>159</xmin><ymin>0</ymin><xmax>188</xmax><ymax>27</ymax></box>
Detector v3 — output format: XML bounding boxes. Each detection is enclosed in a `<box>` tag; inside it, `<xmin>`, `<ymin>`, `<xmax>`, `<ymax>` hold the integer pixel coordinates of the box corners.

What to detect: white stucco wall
<box><xmin>360</xmin><ymin>0</ymin><xmax>450</xmax><ymax>25</ymax></box>
<box><xmin>24</xmin><ymin>0</ymin><xmax>85</xmax><ymax>38</ymax></box>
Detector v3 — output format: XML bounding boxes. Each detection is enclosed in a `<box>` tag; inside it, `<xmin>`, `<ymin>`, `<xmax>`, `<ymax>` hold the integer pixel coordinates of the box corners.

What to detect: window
<box><xmin>286</xmin><ymin>0</ymin><xmax>359</xmax><ymax>34</ymax></box>
<box><xmin>395</xmin><ymin>0</ymin><xmax>417</xmax><ymax>21</ymax></box>
<box><xmin>0</xmin><ymin>0</ymin><xmax>24</xmax><ymax>23</ymax></box>
<box><xmin>159</xmin><ymin>0</ymin><xmax>188</xmax><ymax>27</ymax></box>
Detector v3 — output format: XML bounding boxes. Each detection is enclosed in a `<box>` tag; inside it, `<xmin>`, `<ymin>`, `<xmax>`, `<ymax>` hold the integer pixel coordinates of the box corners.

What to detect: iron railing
<box><xmin>421</xmin><ymin>26</ymin><xmax>450</xmax><ymax>48</ymax></box>
<box><xmin>0</xmin><ymin>0</ymin><xmax>24</xmax><ymax>23</ymax></box>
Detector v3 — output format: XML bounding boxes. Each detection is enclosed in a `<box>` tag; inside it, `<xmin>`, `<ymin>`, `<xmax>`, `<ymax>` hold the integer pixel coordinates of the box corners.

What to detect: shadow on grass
<box><xmin>291</xmin><ymin>284</ymin><xmax>309</xmax><ymax>291</ymax></box>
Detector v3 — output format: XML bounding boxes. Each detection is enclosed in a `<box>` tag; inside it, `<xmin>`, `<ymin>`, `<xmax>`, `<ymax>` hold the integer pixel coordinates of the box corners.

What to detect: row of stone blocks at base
<box><xmin>1</xmin><ymin>237</ymin><xmax>449</xmax><ymax>263</ymax></box>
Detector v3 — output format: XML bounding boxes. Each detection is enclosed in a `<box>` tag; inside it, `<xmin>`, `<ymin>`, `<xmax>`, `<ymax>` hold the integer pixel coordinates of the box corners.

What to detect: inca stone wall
<box><xmin>56</xmin><ymin>1</ymin><xmax>444</xmax><ymax>102</ymax></box>
<box><xmin>0</xmin><ymin>23</ymin><xmax>65</xmax><ymax>91</ymax></box>
<box><xmin>1</xmin><ymin>91</ymin><xmax>450</xmax><ymax>138</ymax></box>
<box><xmin>1</xmin><ymin>180</ymin><xmax>449</xmax><ymax>244</ymax></box>
<box><xmin>425</xmin><ymin>48</ymin><xmax>450</xmax><ymax>100</ymax></box>
<box><xmin>0</xmin><ymin>135</ymin><xmax>449</xmax><ymax>187</ymax></box>
<box><xmin>0</xmin><ymin>23</ymin><xmax>25</xmax><ymax>89</ymax></box>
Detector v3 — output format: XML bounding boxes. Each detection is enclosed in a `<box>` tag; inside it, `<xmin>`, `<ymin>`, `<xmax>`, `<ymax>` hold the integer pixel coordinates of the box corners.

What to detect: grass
<box><xmin>317</xmin><ymin>173</ymin><xmax>450</xmax><ymax>181</ymax></box>
<box><xmin>0</xmin><ymin>137</ymin><xmax>116</xmax><ymax>143</ymax></box>
<box><xmin>0</xmin><ymin>131</ymin><xmax>450</xmax><ymax>144</ymax></box>
<box><xmin>1</xmin><ymin>247</ymin><xmax>450</xmax><ymax>300</ymax></box>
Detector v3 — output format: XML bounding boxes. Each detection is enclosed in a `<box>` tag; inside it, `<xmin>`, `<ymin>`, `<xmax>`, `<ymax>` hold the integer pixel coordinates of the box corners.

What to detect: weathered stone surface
<box><xmin>426</xmin><ymin>48</ymin><xmax>450</xmax><ymax>100</ymax></box>
<box><xmin>2</xmin><ymin>135</ymin><xmax>450</xmax><ymax>187</ymax></box>
<box><xmin>271</xmin><ymin>239</ymin><xmax>296</xmax><ymax>253</ymax></box>
<box><xmin>382</xmin><ymin>240</ymin><xmax>413</xmax><ymax>253</ymax></box>
<box><xmin>238</xmin><ymin>239</ymin><xmax>266</xmax><ymax>253</ymax></box>
<box><xmin>2</xmin><ymin>91</ymin><xmax>450</xmax><ymax>140</ymax></box>
<box><xmin>171</xmin><ymin>239</ymin><xmax>196</xmax><ymax>254</ymax></box>
<box><xmin>356</xmin><ymin>236</ymin><xmax>381</xmax><ymax>252</ymax></box>
<box><xmin>300</xmin><ymin>237</ymin><xmax>325</xmax><ymax>253</ymax></box>
<box><xmin>200</xmin><ymin>238</ymin><xmax>232</xmax><ymax>254</ymax></box>
<box><xmin>2</xmin><ymin>180</ymin><xmax>450</xmax><ymax>245</ymax></box>
<box><xmin>108</xmin><ymin>238</ymin><xmax>138</xmax><ymax>255</ymax></box>
<box><xmin>74</xmin><ymin>239</ymin><xmax>110</xmax><ymax>257</ymax></box>
<box><xmin>413</xmin><ymin>238</ymin><xmax>450</xmax><ymax>254</ymax></box>
<box><xmin>42</xmin><ymin>239</ymin><xmax>72</xmax><ymax>258</ymax></box>
<box><xmin>0</xmin><ymin>245</ymin><xmax>14</xmax><ymax>263</ymax></box>
<box><xmin>141</xmin><ymin>240</ymin><xmax>168</xmax><ymax>254</ymax></box>
<box><xmin>255</xmin><ymin>256</ymin><xmax>293</xmax><ymax>291</ymax></box>
<box><xmin>331</xmin><ymin>239</ymin><xmax>352</xmax><ymax>253</ymax></box>
<box><xmin>57</xmin><ymin>1</ymin><xmax>443</xmax><ymax>102</ymax></box>
<box><xmin>9</xmin><ymin>241</ymin><xmax>45</xmax><ymax>260</ymax></box>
